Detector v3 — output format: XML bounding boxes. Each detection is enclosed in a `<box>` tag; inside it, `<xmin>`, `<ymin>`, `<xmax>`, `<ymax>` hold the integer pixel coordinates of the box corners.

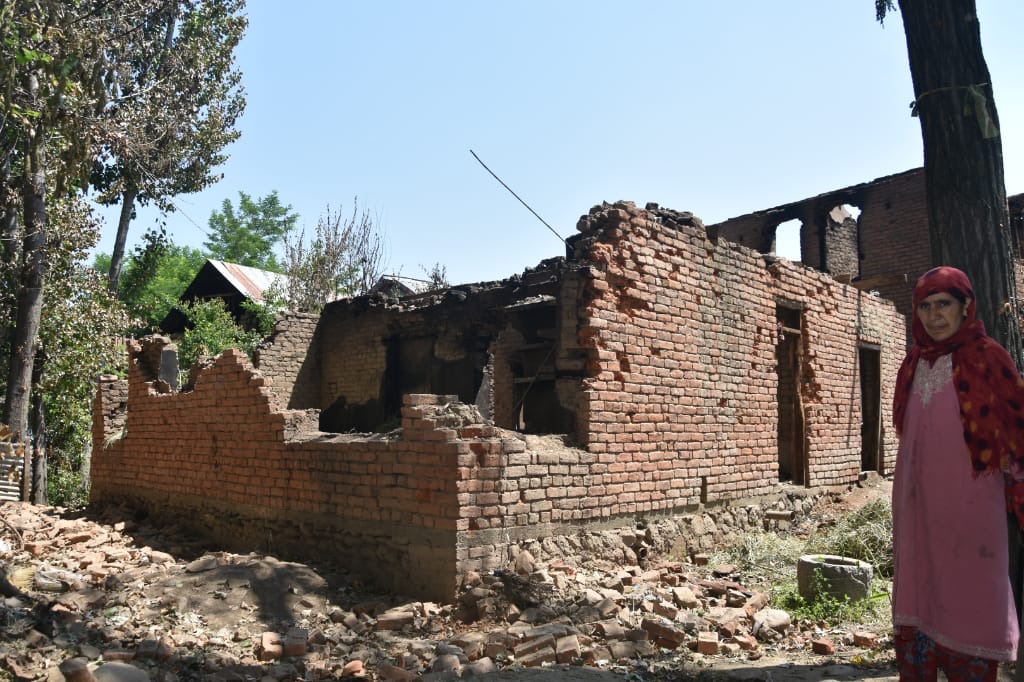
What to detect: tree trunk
<box><xmin>107</xmin><ymin>185</ymin><xmax>138</xmax><ymax>293</ymax></box>
<box><xmin>897</xmin><ymin>0</ymin><xmax>1023</xmax><ymax>364</ymax></box>
<box><xmin>0</xmin><ymin>159</ymin><xmax>22</xmax><ymax>369</ymax></box>
<box><xmin>30</xmin><ymin>360</ymin><xmax>47</xmax><ymax>505</ymax></box>
<box><xmin>3</xmin><ymin>91</ymin><xmax>48</xmax><ymax>443</ymax></box>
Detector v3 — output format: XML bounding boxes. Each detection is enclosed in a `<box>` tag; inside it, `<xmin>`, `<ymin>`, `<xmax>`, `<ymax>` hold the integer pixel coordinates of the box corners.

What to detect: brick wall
<box><xmin>708</xmin><ymin>169</ymin><xmax>930</xmax><ymax>336</ymax></box>
<box><xmin>252</xmin><ymin>311</ymin><xmax>321</xmax><ymax>409</ymax></box>
<box><xmin>92</xmin><ymin>340</ymin><xmax>482</xmax><ymax>600</ymax></box>
<box><xmin>571</xmin><ymin>202</ymin><xmax>904</xmax><ymax>508</ymax></box>
<box><xmin>853</xmin><ymin>170</ymin><xmax>928</xmax><ymax>326</ymax></box>
<box><xmin>317</xmin><ymin>306</ymin><xmax>391</xmax><ymax>429</ymax></box>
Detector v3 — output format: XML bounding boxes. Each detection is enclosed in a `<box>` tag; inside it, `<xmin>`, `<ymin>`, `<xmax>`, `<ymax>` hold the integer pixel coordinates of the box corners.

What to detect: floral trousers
<box><xmin>894</xmin><ymin>626</ymin><xmax>999</xmax><ymax>682</ymax></box>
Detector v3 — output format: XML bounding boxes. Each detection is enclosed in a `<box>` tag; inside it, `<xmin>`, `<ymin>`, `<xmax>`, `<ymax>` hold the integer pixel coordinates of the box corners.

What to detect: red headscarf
<box><xmin>893</xmin><ymin>266</ymin><xmax>1024</xmax><ymax>478</ymax></box>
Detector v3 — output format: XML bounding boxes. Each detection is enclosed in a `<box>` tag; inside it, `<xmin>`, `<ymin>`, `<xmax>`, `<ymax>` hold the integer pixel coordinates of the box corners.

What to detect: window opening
<box><xmin>774</xmin><ymin>219</ymin><xmax>801</xmax><ymax>262</ymax></box>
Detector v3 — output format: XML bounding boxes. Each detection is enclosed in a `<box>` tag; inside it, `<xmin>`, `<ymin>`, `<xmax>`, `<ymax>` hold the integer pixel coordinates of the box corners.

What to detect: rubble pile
<box><xmin>0</xmin><ymin>500</ymin><xmax>895</xmax><ymax>681</ymax></box>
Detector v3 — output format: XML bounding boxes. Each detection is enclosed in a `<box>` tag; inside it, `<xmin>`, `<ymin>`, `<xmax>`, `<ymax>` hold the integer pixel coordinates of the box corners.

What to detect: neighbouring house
<box><xmin>90</xmin><ymin>170</ymin><xmax>1021</xmax><ymax>601</ymax></box>
<box><xmin>160</xmin><ymin>259</ymin><xmax>286</xmax><ymax>334</ymax></box>
<box><xmin>161</xmin><ymin>260</ymin><xmax>429</xmax><ymax>333</ymax></box>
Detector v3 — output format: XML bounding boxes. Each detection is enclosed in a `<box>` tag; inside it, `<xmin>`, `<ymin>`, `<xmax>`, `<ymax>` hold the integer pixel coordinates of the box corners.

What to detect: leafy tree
<box><xmin>176</xmin><ymin>298</ymin><xmax>271</xmax><ymax>379</ymax></box>
<box><xmin>271</xmin><ymin>200</ymin><xmax>386</xmax><ymax>313</ymax></box>
<box><xmin>877</xmin><ymin>0</ymin><xmax>1022</xmax><ymax>363</ymax></box>
<box><xmin>0</xmin><ymin>0</ymin><xmax>163</xmax><ymax>442</ymax></box>
<box><xmin>96</xmin><ymin>233</ymin><xmax>206</xmax><ymax>332</ymax></box>
<box><xmin>93</xmin><ymin>0</ymin><xmax>247</xmax><ymax>292</ymax></box>
<box><xmin>205</xmin><ymin>190</ymin><xmax>299</xmax><ymax>270</ymax></box>
<box><xmin>0</xmin><ymin>196</ymin><xmax>131</xmax><ymax>505</ymax></box>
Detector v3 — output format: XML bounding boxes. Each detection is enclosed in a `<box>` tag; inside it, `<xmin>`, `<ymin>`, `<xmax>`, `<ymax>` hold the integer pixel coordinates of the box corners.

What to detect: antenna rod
<box><xmin>470</xmin><ymin>149</ymin><xmax>565</xmax><ymax>244</ymax></box>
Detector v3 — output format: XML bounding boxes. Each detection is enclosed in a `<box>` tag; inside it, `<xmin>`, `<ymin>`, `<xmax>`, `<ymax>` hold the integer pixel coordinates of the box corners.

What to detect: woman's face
<box><xmin>917</xmin><ymin>292</ymin><xmax>969</xmax><ymax>342</ymax></box>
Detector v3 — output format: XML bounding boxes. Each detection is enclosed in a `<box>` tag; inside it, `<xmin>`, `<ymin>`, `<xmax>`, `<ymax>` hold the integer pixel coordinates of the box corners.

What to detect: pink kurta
<box><xmin>892</xmin><ymin>354</ymin><xmax>1019</xmax><ymax>660</ymax></box>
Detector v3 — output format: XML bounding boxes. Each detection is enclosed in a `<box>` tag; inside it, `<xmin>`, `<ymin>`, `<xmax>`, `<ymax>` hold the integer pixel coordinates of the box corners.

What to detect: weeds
<box><xmin>709</xmin><ymin>497</ymin><xmax>894</xmax><ymax>628</ymax></box>
<box><xmin>774</xmin><ymin>568</ymin><xmax>891</xmax><ymax>627</ymax></box>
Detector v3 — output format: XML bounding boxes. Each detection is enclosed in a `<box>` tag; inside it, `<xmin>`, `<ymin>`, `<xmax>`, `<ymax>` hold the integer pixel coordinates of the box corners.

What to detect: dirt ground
<box><xmin>0</xmin><ymin>475</ymin><xmax>1007</xmax><ymax>682</ymax></box>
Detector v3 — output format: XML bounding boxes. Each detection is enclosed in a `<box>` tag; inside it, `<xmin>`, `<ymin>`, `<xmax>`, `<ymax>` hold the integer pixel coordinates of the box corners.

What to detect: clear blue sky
<box><xmin>93</xmin><ymin>1</ymin><xmax>1024</xmax><ymax>286</ymax></box>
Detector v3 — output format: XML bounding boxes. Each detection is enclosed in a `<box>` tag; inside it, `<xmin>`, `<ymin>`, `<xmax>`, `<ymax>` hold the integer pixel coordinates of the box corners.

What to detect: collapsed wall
<box><xmin>91</xmin><ymin>200</ymin><xmax>906</xmax><ymax>602</ymax></box>
<box><xmin>93</xmin><ymin>342</ymin><xmax>501</xmax><ymax>601</ymax></box>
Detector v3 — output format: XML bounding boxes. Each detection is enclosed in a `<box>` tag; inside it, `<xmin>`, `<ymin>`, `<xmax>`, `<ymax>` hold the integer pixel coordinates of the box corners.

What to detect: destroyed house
<box><xmin>92</xmin><ymin>200</ymin><xmax>906</xmax><ymax>601</ymax></box>
<box><xmin>708</xmin><ymin>167</ymin><xmax>1024</xmax><ymax>330</ymax></box>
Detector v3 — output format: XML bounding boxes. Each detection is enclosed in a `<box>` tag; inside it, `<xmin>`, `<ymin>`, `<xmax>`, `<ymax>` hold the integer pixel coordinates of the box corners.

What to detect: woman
<box><xmin>892</xmin><ymin>266</ymin><xmax>1022</xmax><ymax>681</ymax></box>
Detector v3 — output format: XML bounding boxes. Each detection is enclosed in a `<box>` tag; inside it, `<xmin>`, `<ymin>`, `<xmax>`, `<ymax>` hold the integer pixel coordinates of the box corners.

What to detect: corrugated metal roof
<box><xmin>207</xmin><ymin>260</ymin><xmax>288</xmax><ymax>302</ymax></box>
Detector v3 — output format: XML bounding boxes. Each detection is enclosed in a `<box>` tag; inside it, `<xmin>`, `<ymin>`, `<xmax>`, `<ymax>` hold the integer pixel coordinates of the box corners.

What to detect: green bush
<box><xmin>48</xmin><ymin>465</ymin><xmax>89</xmax><ymax>509</ymax></box>
<box><xmin>177</xmin><ymin>298</ymin><xmax>272</xmax><ymax>377</ymax></box>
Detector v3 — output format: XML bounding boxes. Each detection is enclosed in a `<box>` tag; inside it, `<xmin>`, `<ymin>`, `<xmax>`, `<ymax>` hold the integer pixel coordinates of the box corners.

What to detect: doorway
<box><xmin>776</xmin><ymin>306</ymin><xmax>806</xmax><ymax>484</ymax></box>
<box><xmin>859</xmin><ymin>344</ymin><xmax>882</xmax><ymax>473</ymax></box>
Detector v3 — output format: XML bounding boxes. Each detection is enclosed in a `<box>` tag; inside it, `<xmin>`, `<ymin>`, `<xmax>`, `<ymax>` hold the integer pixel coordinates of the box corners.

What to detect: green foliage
<box><xmin>240</xmin><ymin>298</ymin><xmax>277</xmax><ymax>338</ymax></box>
<box><xmin>205</xmin><ymin>190</ymin><xmax>298</xmax><ymax>270</ymax></box>
<box><xmin>0</xmin><ymin>0</ymin><xmax>244</xmax><ymax>502</ymax></box>
<box><xmin>90</xmin><ymin>0</ymin><xmax>247</xmax><ymax>293</ymax></box>
<box><xmin>0</xmin><ymin>1</ymin><xmax>121</xmax><ymax>194</ymax></box>
<box><xmin>91</xmin><ymin>0</ymin><xmax>248</xmax><ymax>210</ymax></box>
<box><xmin>116</xmin><ymin>226</ymin><xmax>170</xmax><ymax>325</ymax></box>
<box><xmin>112</xmin><ymin>238</ymin><xmax>205</xmax><ymax>332</ymax></box>
<box><xmin>36</xmin><ymin>199</ymin><xmax>133</xmax><ymax>505</ymax></box>
<box><xmin>875</xmin><ymin>0</ymin><xmax>896</xmax><ymax>24</ymax></box>
<box><xmin>773</xmin><ymin>569</ymin><xmax>889</xmax><ymax>626</ymax></box>
<box><xmin>176</xmin><ymin>298</ymin><xmax>268</xmax><ymax>375</ymax></box>
<box><xmin>94</xmin><ymin>240</ymin><xmax>206</xmax><ymax>333</ymax></box>
<box><xmin>47</xmin><ymin>464</ymin><xmax>90</xmax><ymax>509</ymax></box>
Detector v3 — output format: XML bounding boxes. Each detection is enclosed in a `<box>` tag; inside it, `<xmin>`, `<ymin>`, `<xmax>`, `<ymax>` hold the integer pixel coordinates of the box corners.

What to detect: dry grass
<box><xmin>709</xmin><ymin>498</ymin><xmax>894</xmax><ymax>629</ymax></box>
